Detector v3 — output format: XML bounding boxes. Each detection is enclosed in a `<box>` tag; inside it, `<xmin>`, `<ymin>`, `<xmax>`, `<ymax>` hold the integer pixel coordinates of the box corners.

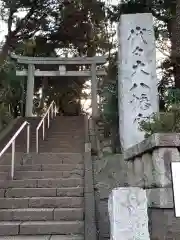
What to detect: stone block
<box><xmin>57</xmin><ymin>187</ymin><xmax>84</xmax><ymax>197</ymax></box>
<box><xmin>42</xmin><ymin>164</ymin><xmax>84</xmax><ymax>171</ymax></box>
<box><xmin>62</xmin><ymin>170</ymin><xmax>84</xmax><ymax>178</ymax></box>
<box><xmin>126</xmin><ymin>161</ymin><xmax>134</xmax><ymax>186</ymax></box>
<box><xmin>152</xmin><ymin>148</ymin><xmax>180</xmax><ymax>187</ymax></box>
<box><xmin>29</xmin><ymin>197</ymin><xmax>83</xmax><ymax>208</ymax></box>
<box><xmin>124</xmin><ymin>133</ymin><xmax>180</xmax><ymax>161</ymax></box>
<box><xmin>0</xmin><ymin>222</ymin><xmax>20</xmax><ymax>235</ymax></box>
<box><xmin>54</xmin><ymin>208</ymin><xmax>84</xmax><ymax>220</ymax></box>
<box><xmin>108</xmin><ymin>187</ymin><xmax>150</xmax><ymax>240</ymax></box>
<box><xmin>27</xmin><ymin>153</ymin><xmax>83</xmax><ymax>164</ymax></box>
<box><xmin>95</xmin><ymin>185</ymin><xmax>111</xmax><ymax>200</ymax></box>
<box><xmin>0</xmin><ymin>179</ymin><xmax>37</xmax><ymax>188</ymax></box>
<box><xmin>50</xmin><ymin>236</ymin><xmax>83</xmax><ymax>240</ymax></box>
<box><xmin>142</xmin><ymin>153</ymin><xmax>154</xmax><ymax>187</ymax></box>
<box><xmin>61</xmin><ymin>153</ymin><xmax>83</xmax><ymax>164</ymax></box>
<box><xmin>146</xmin><ymin>188</ymin><xmax>173</xmax><ymax>208</ymax></box>
<box><xmin>14</xmin><ymin>171</ymin><xmax>63</xmax><ymax>180</ymax></box>
<box><xmin>0</xmin><ymin>172</ymin><xmax>8</xmax><ymax>180</ymax></box>
<box><xmin>149</xmin><ymin>208</ymin><xmax>180</xmax><ymax>240</ymax></box>
<box><xmin>0</xmin><ymin>236</ymin><xmax>50</xmax><ymax>240</ymax></box>
<box><xmin>0</xmin><ymin>198</ymin><xmax>29</xmax><ymax>209</ymax></box>
<box><xmin>20</xmin><ymin>221</ymin><xmax>84</xmax><ymax>235</ymax></box>
<box><xmin>96</xmin><ymin>200</ymin><xmax>110</xmax><ymax>238</ymax></box>
<box><xmin>93</xmin><ymin>154</ymin><xmax>128</xmax><ymax>189</ymax></box>
<box><xmin>0</xmin><ymin>209</ymin><xmax>53</xmax><ymax>221</ymax></box>
<box><xmin>16</xmin><ymin>164</ymin><xmax>42</xmax><ymax>171</ymax></box>
<box><xmin>0</xmin><ymin>189</ymin><xmax>5</xmax><ymax>197</ymax></box>
<box><xmin>37</xmin><ymin>178</ymin><xmax>83</xmax><ymax>188</ymax></box>
<box><xmin>133</xmin><ymin>157</ymin><xmax>144</xmax><ymax>187</ymax></box>
<box><xmin>5</xmin><ymin>188</ymin><xmax>57</xmax><ymax>198</ymax></box>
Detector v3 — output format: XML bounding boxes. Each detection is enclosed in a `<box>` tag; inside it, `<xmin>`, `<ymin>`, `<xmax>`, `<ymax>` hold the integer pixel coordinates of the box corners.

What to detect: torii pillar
<box><xmin>25</xmin><ymin>64</ymin><xmax>35</xmax><ymax>117</ymax></box>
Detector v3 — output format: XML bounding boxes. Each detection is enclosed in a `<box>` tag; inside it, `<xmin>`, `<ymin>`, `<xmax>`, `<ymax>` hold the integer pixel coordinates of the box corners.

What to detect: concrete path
<box><xmin>0</xmin><ymin>235</ymin><xmax>83</xmax><ymax>239</ymax></box>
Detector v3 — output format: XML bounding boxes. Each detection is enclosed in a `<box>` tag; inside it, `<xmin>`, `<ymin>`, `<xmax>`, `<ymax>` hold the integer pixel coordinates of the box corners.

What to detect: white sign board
<box><xmin>171</xmin><ymin>162</ymin><xmax>180</xmax><ymax>217</ymax></box>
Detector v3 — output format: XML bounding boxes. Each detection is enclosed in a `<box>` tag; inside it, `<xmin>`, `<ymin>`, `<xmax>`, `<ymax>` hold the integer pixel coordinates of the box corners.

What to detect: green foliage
<box><xmin>102</xmin><ymin>82</ymin><xmax>118</xmax><ymax>123</ymax></box>
<box><xmin>165</xmin><ymin>88</ymin><xmax>180</xmax><ymax>105</ymax></box>
<box><xmin>0</xmin><ymin>104</ymin><xmax>13</xmax><ymax>130</ymax></box>
<box><xmin>139</xmin><ymin>106</ymin><xmax>180</xmax><ymax>138</ymax></box>
<box><xmin>0</xmin><ymin>56</ymin><xmax>24</xmax><ymax>121</ymax></box>
<box><xmin>0</xmin><ymin>0</ymin><xmax>111</xmax><ymax>118</ymax></box>
<box><xmin>139</xmin><ymin>88</ymin><xmax>180</xmax><ymax>137</ymax></box>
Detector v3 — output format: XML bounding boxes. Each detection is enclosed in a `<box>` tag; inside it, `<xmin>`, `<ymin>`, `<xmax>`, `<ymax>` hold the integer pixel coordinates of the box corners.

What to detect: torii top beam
<box><xmin>11</xmin><ymin>54</ymin><xmax>107</xmax><ymax>65</ymax></box>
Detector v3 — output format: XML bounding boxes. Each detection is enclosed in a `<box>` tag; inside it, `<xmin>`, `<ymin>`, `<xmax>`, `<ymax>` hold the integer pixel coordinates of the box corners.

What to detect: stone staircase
<box><xmin>0</xmin><ymin>116</ymin><xmax>86</xmax><ymax>239</ymax></box>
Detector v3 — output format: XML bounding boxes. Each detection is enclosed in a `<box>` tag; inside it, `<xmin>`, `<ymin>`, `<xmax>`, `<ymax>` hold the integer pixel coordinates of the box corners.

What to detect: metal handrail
<box><xmin>0</xmin><ymin>121</ymin><xmax>30</xmax><ymax>179</ymax></box>
<box><xmin>36</xmin><ymin>101</ymin><xmax>56</xmax><ymax>153</ymax></box>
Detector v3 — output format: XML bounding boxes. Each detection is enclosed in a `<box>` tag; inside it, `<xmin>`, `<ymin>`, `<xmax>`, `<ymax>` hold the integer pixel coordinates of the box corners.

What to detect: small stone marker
<box><xmin>108</xmin><ymin>187</ymin><xmax>150</xmax><ymax>240</ymax></box>
<box><xmin>171</xmin><ymin>162</ymin><xmax>180</xmax><ymax>217</ymax></box>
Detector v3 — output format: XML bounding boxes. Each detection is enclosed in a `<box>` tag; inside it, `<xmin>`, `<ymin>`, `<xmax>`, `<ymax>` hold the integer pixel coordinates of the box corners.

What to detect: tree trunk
<box><xmin>0</xmin><ymin>41</ymin><xmax>10</xmax><ymax>65</ymax></box>
<box><xmin>172</xmin><ymin>0</ymin><xmax>180</xmax><ymax>88</ymax></box>
<box><xmin>40</xmin><ymin>77</ymin><xmax>48</xmax><ymax>110</ymax></box>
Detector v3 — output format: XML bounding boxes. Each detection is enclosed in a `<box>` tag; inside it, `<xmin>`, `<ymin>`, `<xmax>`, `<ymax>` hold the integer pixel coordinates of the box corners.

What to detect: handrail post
<box><xmin>0</xmin><ymin>121</ymin><xmax>30</xmax><ymax>180</ymax></box>
<box><xmin>43</xmin><ymin>120</ymin><xmax>45</xmax><ymax>140</ymax></box>
<box><xmin>36</xmin><ymin>101</ymin><xmax>56</xmax><ymax>154</ymax></box>
<box><xmin>11</xmin><ymin>140</ymin><xmax>15</xmax><ymax>179</ymax></box>
<box><xmin>27</xmin><ymin>124</ymin><xmax>30</xmax><ymax>153</ymax></box>
<box><xmin>51</xmin><ymin>106</ymin><xmax>53</xmax><ymax>118</ymax></box>
<box><xmin>54</xmin><ymin>104</ymin><xmax>57</xmax><ymax>116</ymax></box>
<box><xmin>36</xmin><ymin>129</ymin><xmax>39</xmax><ymax>153</ymax></box>
<box><xmin>48</xmin><ymin>112</ymin><xmax>50</xmax><ymax>128</ymax></box>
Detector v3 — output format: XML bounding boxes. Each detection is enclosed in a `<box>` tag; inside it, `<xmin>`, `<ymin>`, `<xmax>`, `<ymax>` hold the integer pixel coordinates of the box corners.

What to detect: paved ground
<box><xmin>0</xmin><ymin>235</ymin><xmax>83</xmax><ymax>239</ymax></box>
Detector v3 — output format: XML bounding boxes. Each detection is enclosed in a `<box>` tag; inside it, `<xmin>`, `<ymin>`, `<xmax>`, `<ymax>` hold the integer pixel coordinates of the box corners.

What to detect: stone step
<box><xmin>37</xmin><ymin>179</ymin><xmax>84</xmax><ymax>189</ymax></box>
<box><xmin>0</xmin><ymin>235</ymin><xmax>84</xmax><ymax>240</ymax></box>
<box><xmin>30</xmin><ymin>141</ymin><xmax>83</xmax><ymax>146</ymax></box>
<box><xmin>29</xmin><ymin>140</ymin><xmax>84</xmax><ymax>145</ymax></box>
<box><xmin>26</xmin><ymin>153</ymin><xmax>83</xmax><ymax>164</ymax></box>
<box><xmin>50</xmin><ymin>236</ymin><xmax>84</xmax><ymax>240</ymax></box>
<box><xmin>0</xmin><ymin>164</ymin><xmax>84</xmax><ymax>172</ymax></box>
<box><xmin>0</xmin><ymin>208</ymin><xmax>84</xmax><ymax>221</ymax></box>
<box><xmin>0</xmin><ymin>165</ymin><xmax>41</xmax><ymax>172</ymax></box>
<box><xmin>0</xmin><ymin>178</ymin><xmax>83</xmax><ymax>189</ymax></box>
<box><xmin>21</xmin><ymin>221</ymin><xmax>84</xmax><ymax>235</ymax></box>
<box><xmin>0</xmin><ymin>221</ymin><xmax>84</xmax><ymax>235</ymax></box>
<box><xmin>14</xmin><ymin>149</ymin><xmax>84</xmax><ymax>154</ymax></box>
<box><xmin>14</xmin><ymin>170</ymin><xmax>84</xmax><ymax>180</ymax></box>
<box><xmin>5</xmin><ymin>187</ymin><xmax>84</xmax><ymax>197</ymax></box>
<box><xmin>0</xmin><ymin>197</ymin><xmax>84</xmax><ymax>209</ymax></box>
<box><xmin>0</xmin><ymin>172</ymin><xmax>8</xmax><ymax>180</ymax></box>
<box><xmin>37</xmin><ymin>148</ymin><xmax>84</xmax><ymax>153</ymax></box>
<box><xmin>42</xmin><ymin>164</ymin><xmax>84</xmax><ymax>171</ymax></box>
<box><xmin>0</xmin><ymin>153</ymin><xmax>84</xmax><ymax>165</ymax></box>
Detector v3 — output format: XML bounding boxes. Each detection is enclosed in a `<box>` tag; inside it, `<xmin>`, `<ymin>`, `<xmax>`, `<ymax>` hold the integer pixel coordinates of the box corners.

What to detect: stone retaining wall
<box><xmin>94</xmin><ymin>133</ymin><xmax>180</xmax><ymax>240</ymax></box>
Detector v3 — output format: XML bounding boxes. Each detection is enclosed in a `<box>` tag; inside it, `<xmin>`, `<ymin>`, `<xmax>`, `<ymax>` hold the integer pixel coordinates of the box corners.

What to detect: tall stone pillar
<box><xmin>25</xmin><ymin>64</ymin><xmax>35</xmax><ymax>117</ymax></box>
<box><xmin>118</xmin><ymin>13</ymin><xmax>159</xmax><ymax>150</ymax></box>
<box><xmin>91</xmin><ymin>63</ymin><xmax>98</xmax><ymax>119</ymax></box>
<box><xmin>91</xmin><ymin>63</ymin><xmax>98</xmax><ymax>152</ymax></box>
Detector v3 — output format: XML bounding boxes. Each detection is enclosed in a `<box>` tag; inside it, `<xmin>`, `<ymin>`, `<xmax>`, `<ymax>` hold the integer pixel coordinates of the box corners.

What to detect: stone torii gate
<box><xmin>11</xmin><ymin>54</ymin><xmax>107</xmax><ymax>118</ymax></box>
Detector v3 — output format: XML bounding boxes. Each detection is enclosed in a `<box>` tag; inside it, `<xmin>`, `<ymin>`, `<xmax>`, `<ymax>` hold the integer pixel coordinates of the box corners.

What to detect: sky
<box><xmin>0</xmin><ymin>0</ymin><xmax>164</xmax><ymax>65</ymax></box>
<box><xmin>0</xmin><ymin>0</ymin><xmax>119</xmax><ymax>42</ymax></box>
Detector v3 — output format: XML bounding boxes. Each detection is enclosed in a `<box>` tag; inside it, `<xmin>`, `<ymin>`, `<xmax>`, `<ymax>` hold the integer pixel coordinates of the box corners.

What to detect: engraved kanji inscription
<box><xmin>132</xmin><ymin>60</ymin><xmax>150</xmax><ymax>77</ymax></box>
<box><xmin>128</xmin><ymin>26</ymin><xmax>151</xmax><ymax>44</ymax></box>
<box><xmin>132</xmin><ymin>46</ymin><xmax>144</xmax><ymax>56</ymax></box>
<box><xmin>130</xmin><ymin>93</ymin><xmax>151</xmax><ymax>111</ymax></box>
